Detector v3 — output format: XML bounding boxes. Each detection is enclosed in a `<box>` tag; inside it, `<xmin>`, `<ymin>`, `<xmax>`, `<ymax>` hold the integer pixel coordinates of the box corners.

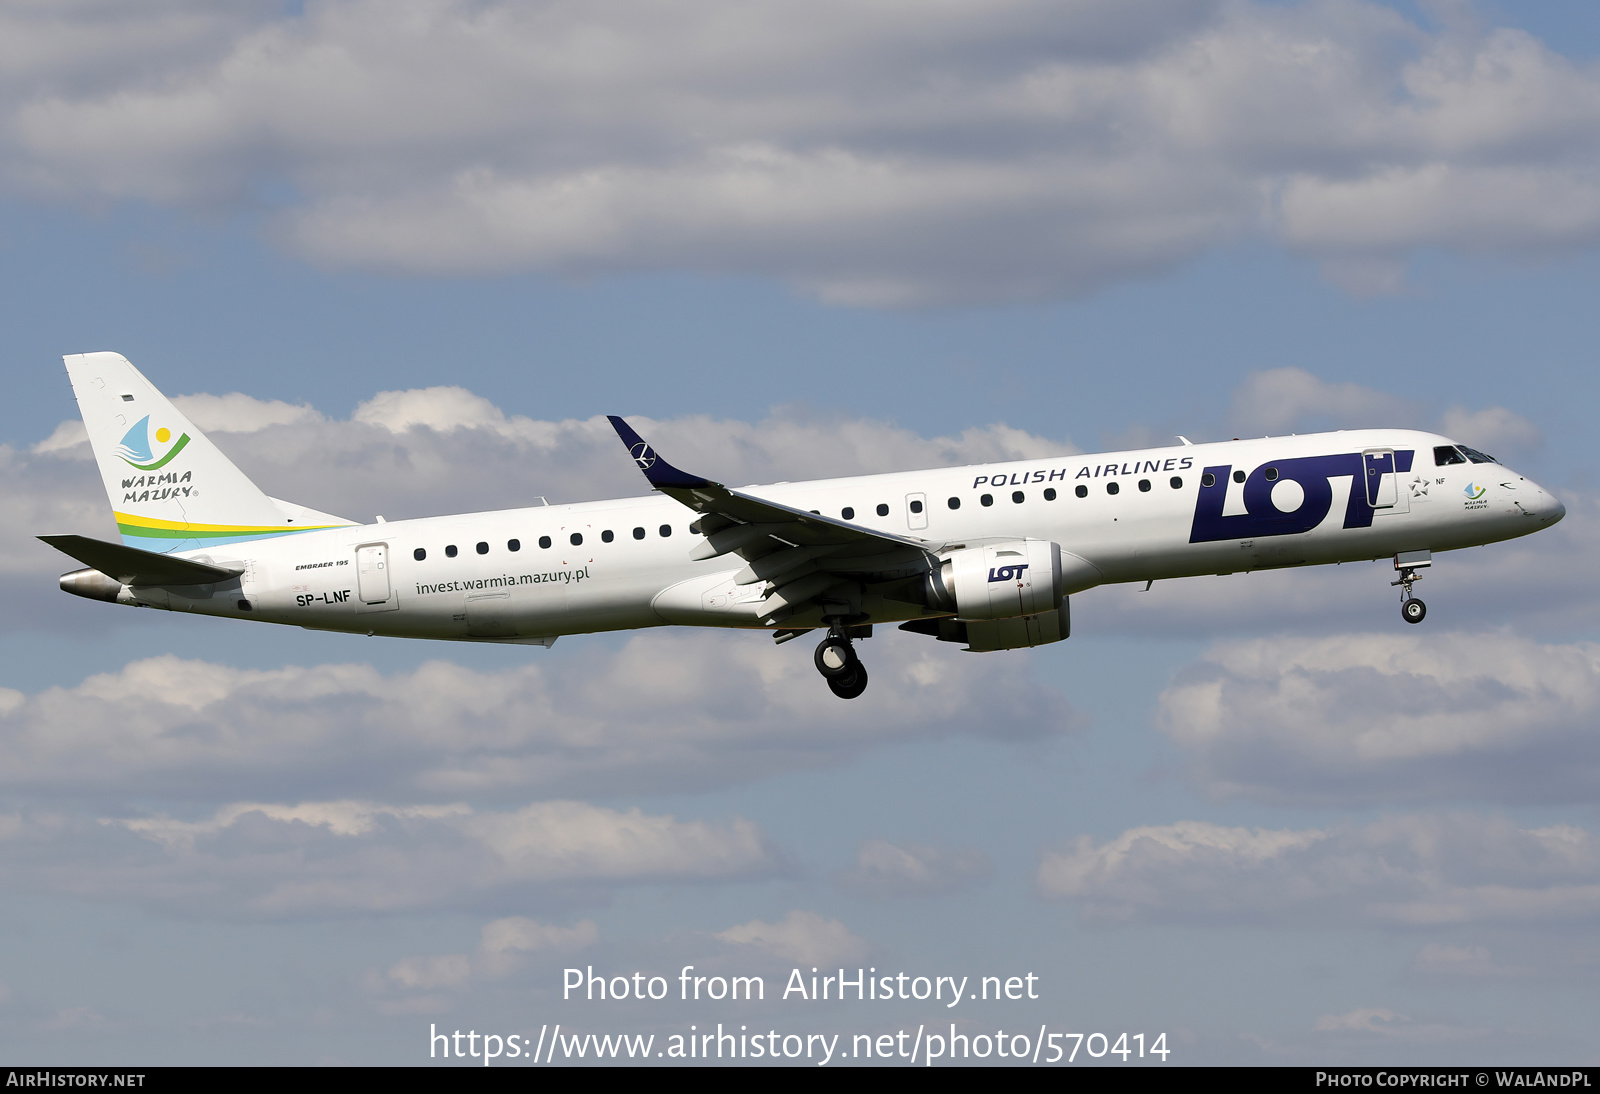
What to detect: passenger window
<box><xmin>445</xmin><ymin>544</ymin><xmax>458</xmax><ymax>558</ymax></box>
<box><xmin>413</xmin><ymin>548</ymin><xmax>426</xmax><ymax>561</ymax></box>
<box><xmin>1232</xmin><ymin>470</ymin><xmax>1246</xmax><ymax>484</ymax></box>
<box><xmin>947</xmin><ymin>497</ymin><xmax>960</xmax><ymax>510</ymax></box>
<box><xmin>1012</xmin><ymin>491</ymin><xmax>1024</xmax><ymax>503</ymax></box>
<box><xmin>660</xmin><ymin>524</ymin><xmax>672</xmax><ymax>537</ymax></box>
<box><xmin>980</xmin><ymin>494</ymin><xmax>994</xmax><ymax>507</ymax></box>
<box><xmin>910</xmin><ymin>499</ymin><xmax>924</xmax><ymax>514</ymax></box>
<box><xmin>570</xmin><ymin>533</ymin><xmax>583</xmax><ymax>546</ymax></box>
<box><xmin>1138</xmin><ymin>479</ymin><xmax>1151</xmax><ymax>492</ymax></box>
<box><xmin>1075</xmin><ymin>485</ymin><xmax>1088</xmax><ymax>498</ymax></box>
<box><xmin>1043</xmin><ymin>488</ymin><xmax>1056</xmax><ymax>501</ymax></box>
<box><xmin>1201</xmin><ymin>473</ymin><xmax>1215</xmax><ymax>487</ymax></box>
<box><xmin>1106</xmin><ymin>482</ymin><xmax>1120</xmax><ymax>495</ymax></box>
<box><xmin>601</xmin><ymin>530</ymin><xmax>614</xmax><ymax>543</ymax></box>
<box><xmin>539</xmin><ymin>536</ymin><xmax>552</xmax><ymax>549</ymax></box>
<box><xmin>1170</xmin><ymin>476</ymin><xmax>1183</xmax><ymax>489</ymax></box>
<box><xmin>1434</xmin><ymin>445</ymin><xmax>1467</xmax><ymax>467</ymax></box>
<box><xmin>476</xmin><ymin>541</ymin><xmax>489</xmax><ymax>554</ymax></box>
<box><xmin>632</xmin><ymin>527</ymin><xmax>645</xmax><ymax>540</ymax></box>
<box><xmin>842</xmin><ymin>507</ymin><xmax>854</xmax><ymax>520</ymax></box>
<box><xmin>507</xmin><ymin>539</ymin><xmax>520</xmax><ymax>552</ymax></box>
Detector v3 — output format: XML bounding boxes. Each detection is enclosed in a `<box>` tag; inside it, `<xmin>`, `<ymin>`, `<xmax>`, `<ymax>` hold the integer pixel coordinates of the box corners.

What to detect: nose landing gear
<box><xmin>1392</xmin><ymin>550</ymin><xmax>1431</xmax><ymax>625</ymax></box>
<box><xmin>814</xmin><ymin>628</ymin><xmax>869</xmax><ymax>699</ymax></box>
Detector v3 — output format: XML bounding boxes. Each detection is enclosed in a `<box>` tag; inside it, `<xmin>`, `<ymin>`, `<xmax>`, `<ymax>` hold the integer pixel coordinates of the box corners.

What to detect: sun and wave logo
<box><xmin>116</xmin><ymin>415</ymin><xmax>191</xmax><ymax>471</ymax></box>
<box><xmin>1463</xmin><ymin>482</ymin><xmax>1487</xmax><ymax>500</ymax></box>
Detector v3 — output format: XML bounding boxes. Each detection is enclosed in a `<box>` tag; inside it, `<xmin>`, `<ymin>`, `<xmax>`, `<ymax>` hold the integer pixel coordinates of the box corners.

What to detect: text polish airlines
<box><xmin>44</xmin><ymin>352</ymin><xmax>1565</xmax><ymax>698</ymax></box>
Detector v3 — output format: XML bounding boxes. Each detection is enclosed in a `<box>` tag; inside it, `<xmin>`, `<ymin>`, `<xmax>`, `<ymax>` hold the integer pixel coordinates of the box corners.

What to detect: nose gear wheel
<box><xmin>1392</xmin><ymin>563</ymin><xmax>1428</xmax><ymax>625</ymax></box>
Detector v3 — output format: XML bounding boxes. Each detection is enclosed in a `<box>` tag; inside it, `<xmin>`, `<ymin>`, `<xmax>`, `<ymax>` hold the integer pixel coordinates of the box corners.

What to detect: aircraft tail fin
<box><xmin>62</xmin><ymin>352</ymin><xmax>355</xmax><ymax>554</ymax></box>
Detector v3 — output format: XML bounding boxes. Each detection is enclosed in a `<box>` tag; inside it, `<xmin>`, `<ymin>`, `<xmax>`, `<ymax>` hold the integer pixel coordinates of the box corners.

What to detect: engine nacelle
<box><xmin>924</xmin><ymin>539</ymin><xmax>1064</xmax><ymax>620</ymax></box>
<box><xmin>898</xmin><ymin>597</ymin><xmax>1071</xmax><ymax>651</ymax></box>
<box><xmin>906</xmin><ymin>539</ymin><xmax>1101</xmax><ymax>652</ymax></box>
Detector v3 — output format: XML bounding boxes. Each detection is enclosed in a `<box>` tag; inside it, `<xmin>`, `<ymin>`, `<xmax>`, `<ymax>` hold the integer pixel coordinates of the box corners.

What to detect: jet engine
<box><xmin>904</xmin><ymin>539</ymin><xmax>1102</xmax><ymax>652</ymax></box>
<box><xmin>922</xmin><ymin>539</ymin><xmax>1063</xmax><ymax>619</ymax></box>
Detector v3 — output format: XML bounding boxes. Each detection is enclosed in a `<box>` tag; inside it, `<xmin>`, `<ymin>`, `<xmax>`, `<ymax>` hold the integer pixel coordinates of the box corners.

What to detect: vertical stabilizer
<box><xmin>63</xmin><ymin>352</ymin><xmax>354</xmax><ymax>554</ymax></box>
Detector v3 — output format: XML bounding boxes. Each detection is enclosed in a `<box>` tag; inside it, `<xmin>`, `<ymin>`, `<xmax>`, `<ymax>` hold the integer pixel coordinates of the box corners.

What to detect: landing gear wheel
<box><xmin>1402</xmin><ymin>598</ymin><xmax>1427</xmax><ymax>624</ymax></box>
<box><xmin>827</xmin><ymin>662</ymin><xmax>868</xmax><ymax>699</ymax></box>
<box><xmin>814</xmin><ymin>637</ymin><xmax>856</xmax><ymax>678</ymax></box>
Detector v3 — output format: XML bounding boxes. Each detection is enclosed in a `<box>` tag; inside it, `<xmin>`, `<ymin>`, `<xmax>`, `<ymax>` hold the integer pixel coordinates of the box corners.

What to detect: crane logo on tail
<box><xmin>629</xmin><ymin>442</ymin><xmax>657</xmax><ymax>470</ymax></box>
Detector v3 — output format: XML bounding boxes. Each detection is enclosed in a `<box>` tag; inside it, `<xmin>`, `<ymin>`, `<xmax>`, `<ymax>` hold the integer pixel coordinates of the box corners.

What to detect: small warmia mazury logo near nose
<box><xmin>116</xmin><ymin>415</ymin><xmax>191</xmax><ymax>471</ymax></box>
<box><xmin>1464</xmin><ymin>482</ymin><xmax>1487</xmax><ymax>500</ymax></box>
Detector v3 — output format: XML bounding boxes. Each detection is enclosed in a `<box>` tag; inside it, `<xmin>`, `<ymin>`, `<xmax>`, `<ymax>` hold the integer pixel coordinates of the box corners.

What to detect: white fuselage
<box><xmin>115</xmin><ymin>429</ymin><xmax>1564</xmax><ymax>643</ymax></box>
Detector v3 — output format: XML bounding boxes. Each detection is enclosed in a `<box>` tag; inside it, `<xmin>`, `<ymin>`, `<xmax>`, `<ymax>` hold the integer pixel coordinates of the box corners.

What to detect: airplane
<box><xmin>42</xmin><ymin>352</ymin><xmax>1566</xmax><ymax>699</ymax></box>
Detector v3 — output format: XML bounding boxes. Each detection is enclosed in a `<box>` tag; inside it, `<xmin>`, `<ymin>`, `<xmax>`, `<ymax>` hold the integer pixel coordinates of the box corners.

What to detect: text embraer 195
<box><xmin>44</xmin><ymin>353</ymin><xmax>1565</xmax><ymax>699</ymax></box>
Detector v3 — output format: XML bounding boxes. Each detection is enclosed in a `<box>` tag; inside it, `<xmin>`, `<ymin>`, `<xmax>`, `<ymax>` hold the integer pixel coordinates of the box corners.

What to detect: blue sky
<box><xmin>3</xmin><ymin>0</ymin><xmax>1600</xmax><ymax>1065</ymax></box>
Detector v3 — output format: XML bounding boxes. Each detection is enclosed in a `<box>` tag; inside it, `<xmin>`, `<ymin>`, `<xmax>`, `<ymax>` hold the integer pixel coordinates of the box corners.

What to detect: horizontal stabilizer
<box><xmin>39</xmin><ymin>534</ymin><xmax>243</xmax><ymax>586</ymax></box>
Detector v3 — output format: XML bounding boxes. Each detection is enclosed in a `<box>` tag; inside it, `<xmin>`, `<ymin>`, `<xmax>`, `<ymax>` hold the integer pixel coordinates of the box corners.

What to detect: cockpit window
<box><xmin>1433</xmin><ymin>446</ymin><xmax>1467</xmax><ymax>466</ymax></box>
<box><xmin>1459</xmin><ymin>446</ymin><xmax>1497</xmax><ymax>464</ymax></box>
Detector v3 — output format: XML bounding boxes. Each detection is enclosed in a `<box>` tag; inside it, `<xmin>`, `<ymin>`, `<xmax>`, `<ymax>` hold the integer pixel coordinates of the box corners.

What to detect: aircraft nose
<box><xmin>1533</xmin><ymin>483</ymin><xmax>1565</xmax><ymax>525</ymax></box>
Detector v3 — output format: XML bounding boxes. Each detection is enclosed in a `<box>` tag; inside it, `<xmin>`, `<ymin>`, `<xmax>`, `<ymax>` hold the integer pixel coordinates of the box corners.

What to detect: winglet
<box><xmin>606</xmin><ymin>416</ymin><xmax>718</xmax><ymax>490</ymax></box>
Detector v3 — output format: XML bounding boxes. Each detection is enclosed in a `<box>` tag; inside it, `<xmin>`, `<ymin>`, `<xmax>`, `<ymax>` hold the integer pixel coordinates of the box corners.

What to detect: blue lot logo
<box><xmin>629</xmin><ymin>442</ymin><xmax>657</xmax><ymax>470</ymax></box>
<box><xmin>1188</xmin><ymin>451</ymin><xmax>1415</xmax><ymax>543</ymax></box>
<box><xmin>988</xmin><ymin>564</ymin><xmax>1029</xmax><ymax>582</ymax></box>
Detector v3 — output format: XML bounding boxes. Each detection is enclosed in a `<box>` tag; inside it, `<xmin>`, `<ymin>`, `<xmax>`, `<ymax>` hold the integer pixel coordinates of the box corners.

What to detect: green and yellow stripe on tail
<box><xmin>115</xmin><ymin>512</ymin><xmax>345</xmax><ymax>552</ymax></box>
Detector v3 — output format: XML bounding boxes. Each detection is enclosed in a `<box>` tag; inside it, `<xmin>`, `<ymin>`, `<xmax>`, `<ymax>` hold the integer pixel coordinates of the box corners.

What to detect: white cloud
<box><xmin>0</xmin><ymin>798</ymin><xmax>778</xmax><ymax>917</ymax></box>
<box><xmin>1314</xmin><ymin>1007</ymin><xmax>1406</xmax><ymax>1034</ymax></box>
<box><xmin>1437</xmin><ymin>405</ymin><xmax>1543</xmax><ymax>456</ymax></box>
<box><xmin>378</xmin><ymin>915</ymin><xmax>597</xmax><ymax>1008</ymax></box>
<box><xmin>1227</xmin><ymin>368</ymin><xmax>1408</xmax><ymax>434</ymax></box>
<box><xmin>171</xmin><ymin>392</ymin><xmax>322</xmax><ymax>434</ymax></box>
<box><xmin>387</xmin><ymin>953</ymin><xmax>472</xmax><ymax>992</ymax></box>
<box><xmin>0</xmin><ymin>631</ymin><xmax>1074</xmax><ymax>800</ymax></box>
<box><xmin>836</xmin><ymin>839</ymin><xmax>992</xmax><ymax>898</ymax></box>
<box><xmin>715</xmin><ymin>910</ymin><xmax>868</xmax><ymax>966</ymax></box>
<box><xmin>351</xmin><ymin>387</ymin><xmax>517</xmax><ymax>435</ymax></box>
<box><xmin>1038</xmin><ymin>813</ymin><xmax>1600</xmax><ymax>926</ymax></box>
<box><xmin>4</xmin><ymin>3</ymin><xmax>1600</xmax><ymax>302</ymax></box>
<box><xmin>1157</xmin><ymin>631</ymin><xmax>1600</xmax><ymax>805</ymax></box>
<box><xmin>480</xmin><ymin>916</ymin><xmax>597</xmax><ymax>965</ymax></box>
<box><xmin>1225</xmin><ymin>369</ymin><xmax>1542</xmax><ymax>453</ymax></box>
<box><xmin>1311</xmin><ymin>1006</ymin><xmax>1486</xmax><ymax>1044</ymax></box>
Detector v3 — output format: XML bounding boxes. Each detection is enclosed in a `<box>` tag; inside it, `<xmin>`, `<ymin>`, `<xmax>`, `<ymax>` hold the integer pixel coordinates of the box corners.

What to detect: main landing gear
<box><xmin>814</xmin><ymin>628</ymin><xmax>869</xmax><ymax>699</ymax></box>
<box><xmin>1392</xmin><ymin>550</ymin><xmax>1431</xmax><ymax>625</ymax></box>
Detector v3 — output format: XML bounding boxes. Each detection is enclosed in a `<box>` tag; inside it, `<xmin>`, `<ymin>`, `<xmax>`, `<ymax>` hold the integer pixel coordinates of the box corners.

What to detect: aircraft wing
<box><xmin>607</xmin><ymin>416</ymin><xmax>938</xmax><ymax>625</ymax></box>
<box><xmin>39</xmin><ymin>534</ymin><xmax>244</xmax><ymax>586</ymax></box>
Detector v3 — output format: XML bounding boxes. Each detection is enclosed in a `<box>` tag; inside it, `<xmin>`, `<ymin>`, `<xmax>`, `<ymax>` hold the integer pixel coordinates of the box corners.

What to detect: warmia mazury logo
<box><xmin>1464</xmin><ymin>482</ymin><xmax>1487</xmax><ymax>500</ymax></box>
<box><xmin>116</xmin><ymin>415</ymin><xmax>190</xmax><ymax>471</ymax></box>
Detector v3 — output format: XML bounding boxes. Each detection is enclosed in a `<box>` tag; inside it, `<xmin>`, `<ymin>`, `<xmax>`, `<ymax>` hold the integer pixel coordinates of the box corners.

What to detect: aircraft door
<box><xmin>356</xmin><ymin>543</ymin><xmax>392</xmax><ymax>604</ymax></box>
<box><xmin>1363</xmin><ymin>450</ymin><xmax>1398</xmax><ymax>509</ymax></box>
<box><xmin>906</xmin><ymin>492</ymin><xmax>928</xmax><ymax>531</ymax></box>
